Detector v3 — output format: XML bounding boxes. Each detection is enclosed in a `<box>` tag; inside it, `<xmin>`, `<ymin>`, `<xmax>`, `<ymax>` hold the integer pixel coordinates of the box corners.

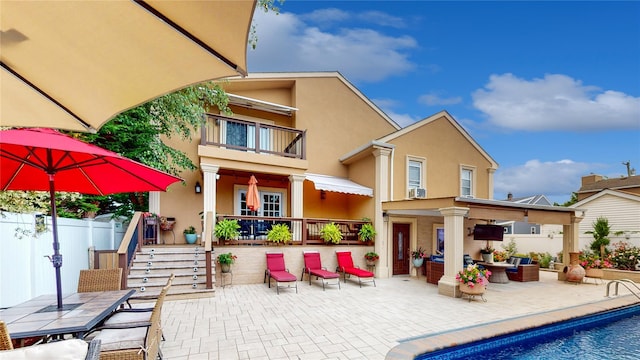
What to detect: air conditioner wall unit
<box><xmin>409</xmin><ymin>188</ymin><xmax>427</xmax><ymax>199</ymax></box>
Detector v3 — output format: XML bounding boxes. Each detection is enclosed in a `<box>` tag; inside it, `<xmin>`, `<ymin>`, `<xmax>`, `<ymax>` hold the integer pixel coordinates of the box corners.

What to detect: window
<box><xmin>407</xmin><ymin>156</ymin><xmax>426</xmax><ymax>196</ymax></box>
<box><xmin>222</xmin><ymin>118</ymin><xmax>272</xmax><ymax>152</ymax></box>
<box><xmin>238</xmin><ymin>189</ymin><xmax>284</xmax><ymax>217</ymax></box>
<box><xmin>460</xmin><ymin>167</ymin><xmax>474</xmax><ymax>197</ymax></box>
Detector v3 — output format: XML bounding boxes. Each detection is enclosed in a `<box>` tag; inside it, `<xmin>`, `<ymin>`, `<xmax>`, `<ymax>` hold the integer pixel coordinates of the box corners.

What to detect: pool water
<box><xmin>418</xmin><ymin>304</ymin><xmax>640</xmax><ymax>359</ymax></box>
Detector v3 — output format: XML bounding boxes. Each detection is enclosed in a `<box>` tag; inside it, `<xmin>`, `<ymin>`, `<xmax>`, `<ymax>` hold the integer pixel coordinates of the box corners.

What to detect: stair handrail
<box><xmin>204</xmin><ymin>211</ymin><xmax>214</xmax><ymax>289</ymax></box>
<box><xmin>117</xmin><ymin>211</ymin><xmax>144</xmax><ymax>289</ymax></box>
<box><xmin>605</xmin><ymin>279</ymin><xmax>640</xmax><ymax>300</ymax></box>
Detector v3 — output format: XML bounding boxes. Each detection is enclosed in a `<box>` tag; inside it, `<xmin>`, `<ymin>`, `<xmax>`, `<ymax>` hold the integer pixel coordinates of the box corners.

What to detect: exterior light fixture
<box><xmin>195</xmin><ymin>181</ymin><xmax>202</xmax><ymax>194</ymax></box>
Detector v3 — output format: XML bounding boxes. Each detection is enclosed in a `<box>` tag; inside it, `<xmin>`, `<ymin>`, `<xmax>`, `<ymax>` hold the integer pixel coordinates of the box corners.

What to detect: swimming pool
<box><xmin>416</xmin><ymin>304</ymin><xmax>640</xmax><ymax>359</ymax></box>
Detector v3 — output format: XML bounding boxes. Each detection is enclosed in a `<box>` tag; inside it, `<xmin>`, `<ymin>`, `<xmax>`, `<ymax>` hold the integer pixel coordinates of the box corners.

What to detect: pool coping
<box><xmin>385</xmin><ymin>294</ymin><xmax>639</xmax><ymax>360</ymax></box>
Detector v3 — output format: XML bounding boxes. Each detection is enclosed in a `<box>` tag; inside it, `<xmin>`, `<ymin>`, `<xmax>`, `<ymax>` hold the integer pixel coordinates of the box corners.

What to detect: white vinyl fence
<box><xmin>0</xmin><ymin>212</ymin><xmax>126</xmax><ymax>308</ymax></box>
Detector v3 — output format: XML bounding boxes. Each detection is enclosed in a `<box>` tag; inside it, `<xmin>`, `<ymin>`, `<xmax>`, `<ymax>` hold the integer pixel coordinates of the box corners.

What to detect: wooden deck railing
<box><xmin>201</xmin><ymin>114</ymin><xmax>306</xmax><ymax>159</ymax></box>
<box><xmin>215</xmin><ymin>215</ymin><xmax>371</xmax><ymax>246</ymax></box>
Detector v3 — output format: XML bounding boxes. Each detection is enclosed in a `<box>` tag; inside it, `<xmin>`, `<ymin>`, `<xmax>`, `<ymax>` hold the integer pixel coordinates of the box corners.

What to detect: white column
<box><xmin>200</xmin><ymin>163</ymin><xmax>219</xmax><ymax>241</ymax></box>
<box><xmin>289</xmin><ymin>174</ymin><xmax>305</xmax><ymax>240</ymax></box>
<box><xmin>559</xmin><ymin>212</ymin><xmax>584</xmax><ymax>280</ymax></box>
<box><xmin>373</xmin><ymin>147</ymin><xmax>392</xmax><ymax>278</ymax></box>
<box><xmin>148</xmin><ymin>192</ymin><xmax>160</xmax><ymax>214</ymax></box>
<box><xmin>487</xmin><ymin>168</ymin><xmax>496</xmax><ymax>199</ymax></box>
<box><xmin>438</xmin><ymin>206</ymin><xmax>469</xmax><ymax>297</ymax></box>
<box><xmin>148</xmin><ymin>192</ymin><xmax>161</xmax><ymax>244</ymax></box>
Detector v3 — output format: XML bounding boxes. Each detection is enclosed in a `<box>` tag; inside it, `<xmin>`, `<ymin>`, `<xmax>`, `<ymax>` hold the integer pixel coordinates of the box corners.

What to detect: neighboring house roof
<box><xmin>570</xmin><ymin>189</ymin><xmax>640</xmax><ymax>208</ymax></box>
<box><xmin>504</xmin><ymin>194</ymin><xmax>553</xmax><ymax>206</ymax></box>
<box><xmin>231</xmin><ymin>71</ymin><xmax>402</xmax><ymax>130</ymax></box>
<box><xmin>377</xmin><ymin>110</ymin><xmax>499</xmax><ymax>169</ymax></box>
<box><xmin>577</xmin><ymin>175</ymin><xmax>640</xmax><ymax>194</ymax></box>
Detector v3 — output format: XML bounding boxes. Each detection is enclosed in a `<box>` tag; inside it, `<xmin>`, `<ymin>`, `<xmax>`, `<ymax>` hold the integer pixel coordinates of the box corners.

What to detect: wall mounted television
<box><xmin>473</xmin><ymin>224</ymin><xmax>504</xmax><ymax>241</ymax></box>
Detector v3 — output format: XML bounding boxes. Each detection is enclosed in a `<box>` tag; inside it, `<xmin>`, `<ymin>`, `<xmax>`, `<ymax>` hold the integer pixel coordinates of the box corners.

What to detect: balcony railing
<box><xmin>215</xmin><ymin>216</ymin><xmax>371</xmax><ymax>246</ymax></box>
<box><xmin>201</xmin><ymin>114</ymin><xmax>306</xmax><ymax>159</ymax></box>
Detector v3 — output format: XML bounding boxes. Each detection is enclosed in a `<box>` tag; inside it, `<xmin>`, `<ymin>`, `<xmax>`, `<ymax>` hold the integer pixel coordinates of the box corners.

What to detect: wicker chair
<box><xmin>87</xmin><ymin>280</ymin><xmax>169</xmax><ymax>360</ymax></box>
<box><xmin>1</xmin><ymin>320</ymin><xmax>100</xmax><ymax>359</ymax></box>
<box><xmin>77</xmin><ymin>268</ymin><xmax>123</xmax><ymax>293</ymax></box>
<box><xmin>104</xmin><ymin>274</ymin><xmax>174</xmax><ymax>341</ymax></box>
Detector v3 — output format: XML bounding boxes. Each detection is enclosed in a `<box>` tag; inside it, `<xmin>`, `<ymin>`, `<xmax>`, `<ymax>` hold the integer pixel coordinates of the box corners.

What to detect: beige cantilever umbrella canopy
<box><xmin>1</xmin><ymin>0</ymin><xmax>256</xmax><ymax>132</ymax></box>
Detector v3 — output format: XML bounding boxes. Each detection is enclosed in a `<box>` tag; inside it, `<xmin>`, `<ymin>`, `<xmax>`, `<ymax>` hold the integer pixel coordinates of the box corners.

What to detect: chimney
<box><xmin>581</xmin><ymin>174</ymin><xmax>603</xmax><ymax>186</ymax></box>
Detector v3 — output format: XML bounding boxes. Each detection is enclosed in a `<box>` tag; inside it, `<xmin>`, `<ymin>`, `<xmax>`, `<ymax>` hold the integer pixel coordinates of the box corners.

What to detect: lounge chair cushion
<box><xmin>0</xmin><ymin>339</ymin><xmax>88</xmax><ymax>360</ymax></box>
<box><xmin>269</xmin><ymin>270</ymin><xmax>297</xmax><ymax>282</ymax></box>
<box><xmin>343</xmin><ymin>267</ymin><xmax>374</xmax><ymax>278</ymax></box>
<box><xmin>309</xmin><ymin>269</ymin><xmax>340</xmax><ymax>279</ymax></box>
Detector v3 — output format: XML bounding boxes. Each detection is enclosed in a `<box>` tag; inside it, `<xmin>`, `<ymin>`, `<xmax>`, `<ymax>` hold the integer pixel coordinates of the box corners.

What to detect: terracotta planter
<box><xmin>564</xmin><ymin>252</ymin><xmax>585</xmax><ymax>283</ymax></box>
<box><xmin>585</xmin><ymin>268</ymin><xmax>604</xmax><ymax>278</ymax></box>
<box><xmin>459</xmin><ymin>283</ymin><xmax>486</xmax><ymax>297</ymax></box>
<box><xmin>366</xmin><ymin>260</ymin><xmax>377</xmax><ymax>266</ymax></box>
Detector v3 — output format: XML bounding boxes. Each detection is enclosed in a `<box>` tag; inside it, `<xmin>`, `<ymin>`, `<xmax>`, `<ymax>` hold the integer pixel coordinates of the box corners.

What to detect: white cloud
<box><xmin>472</xmin><ymin>73</ymin><xmax>640</xmax><ymax>131</ymax></box>
<box><xmin>301</xmin><ymin>8</ymin><xmax>350</xmax><ymax>25</ymax></box>
<box><xmin>357</xmin><ymin>11</ymin><xmax>406</xmax><ymax>28</ymax></box>
<box><xmin>372</xmin><ymin>98</ymin><xmax>420</xmax><ymax>128</ymax></box>
<box><xmin>248</xmin><ymin>10</ymin><xmax>417</xmax><ymax>83</ymax></box>
<box><xmin>418</xmin><ymin>92</ymin><xmax>462</xmax><ymax>106</ymax></box>
<box><xmin>493</xmin><ymin>159</ymin><xmax>593</xmax><ymax>203</ymax></box>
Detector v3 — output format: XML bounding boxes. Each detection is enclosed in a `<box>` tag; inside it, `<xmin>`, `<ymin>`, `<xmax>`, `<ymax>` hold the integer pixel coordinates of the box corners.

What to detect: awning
<box><xmin>305</xmin><ymin>173</ymin><xmax>373</xmax><ymax>197</ymax></box>
<box><xmin>227</xmin><ymin>93</ymin><xmax>298</xmax><ymax>116</ymax></box>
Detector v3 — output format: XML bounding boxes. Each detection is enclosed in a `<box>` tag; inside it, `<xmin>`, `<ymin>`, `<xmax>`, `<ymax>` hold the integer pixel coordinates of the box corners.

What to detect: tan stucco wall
<box><xmin>389</xmin><ymin>116</ymin><xmax>494</xmax><ymax>200</ymax></box>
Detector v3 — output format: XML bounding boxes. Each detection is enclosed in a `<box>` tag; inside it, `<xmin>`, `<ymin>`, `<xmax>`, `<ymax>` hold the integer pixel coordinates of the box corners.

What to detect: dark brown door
<box><xmin>392</xmin><ymin>223</ymin><xmax>411</xmax><ymax>275</ymax></box>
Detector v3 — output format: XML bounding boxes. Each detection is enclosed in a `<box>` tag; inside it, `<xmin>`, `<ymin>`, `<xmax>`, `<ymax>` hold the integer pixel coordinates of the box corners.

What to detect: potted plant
<box><xmin>411</xmin><ymin>247</ymin><xmax>427</xmax><ymax>267</ymax></box>
<box><xmin>364</xmin><ymin>251</ymin><xmax>379</xmax><ymax>266</ymax></box>
<box><xmin>183</xmin><ymin>225</ymin><xmax>197</xmax><ymax>244</ymax></box>
<box><xmin>480</xmin><ymin>243</ymin><xmax>495</xmax><ymax>263</ymax></box>
<box><xmin>579</xmin><ymin>251</ymin><xmax>613</xmax><ymax>279</ymax></box>
<box><xmin>266</xmin><ymin>223</ymin><xmax>292</xmax><ymax>245</ymax></box>
<box><xmin>456</xmin><ymin>264</ymin><xmax>491</xmax><ymax>298</ymax></box>
<box><xmin>358</xmin><ymin>222</ymin><xmax>377</xmax><ymax>242</ymax></box>
<box><xmin>320</xmin><ymin>222</ymin><xmax>343</xmax><ymax>244</ymax></box>
<box><xmin>214</xmin><ymin>218</ymin><xmax>240</xmax><ymax>241</ymax></box>
<box><xmin>216</xmin><ymin>252</ymin><xmax>237</xmax><ymax>273</ymax></box>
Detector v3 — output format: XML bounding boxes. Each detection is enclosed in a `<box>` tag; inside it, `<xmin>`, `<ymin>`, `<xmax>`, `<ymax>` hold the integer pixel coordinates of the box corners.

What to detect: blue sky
<box><xmin>246</xmin><ymin>1</ymin><xmax>640</xmax><ymax>204</ymax></box>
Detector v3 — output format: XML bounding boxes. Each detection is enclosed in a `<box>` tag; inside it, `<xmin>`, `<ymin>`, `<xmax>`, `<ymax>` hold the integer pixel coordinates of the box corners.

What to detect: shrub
<box><xmin>266</xmin><ymin>223</ymin><xmax>292</xmax><ymax>244</ymax></box>
<box><xmin>608</xmin><ymin>241</ymin><xmax>640</xmax><ymax>270</ymax></box>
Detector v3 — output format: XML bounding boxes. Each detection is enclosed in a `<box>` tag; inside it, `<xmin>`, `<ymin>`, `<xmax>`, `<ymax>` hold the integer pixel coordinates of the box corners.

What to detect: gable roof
<box><xmin>577</xmin><ymin>175</ymin><xmax>640</xmax><ymax>194</ymax></box>
<box><xmin>504</xmin><ymin>194</ymin><xmax>553</xmax><ymax>206</ymax></box>
<box><xmin>229</xmin><ymin>71</ymin><xmax>401</xmax><ymax>130</ymax></box>
<box><xmin>570</xmin><ymin>188</ymin><xmax>640</xmax><ymax>208</ymax></box>
<box><xmin>377</xmin><ymin>110</ymin><xmax>498</xmax><ymax>169</ymax></box>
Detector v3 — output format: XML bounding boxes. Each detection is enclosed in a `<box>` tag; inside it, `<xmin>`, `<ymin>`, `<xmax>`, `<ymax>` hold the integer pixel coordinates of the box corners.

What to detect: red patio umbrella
<box><xmin>0</xmin><ymin>128</ymin><xmax>182</xmax><ymax>309</ymax></box>
<box><xmin>247</xmin><ymin>175</ymin><xmax>261</xmax><ymax>211</ymax></box>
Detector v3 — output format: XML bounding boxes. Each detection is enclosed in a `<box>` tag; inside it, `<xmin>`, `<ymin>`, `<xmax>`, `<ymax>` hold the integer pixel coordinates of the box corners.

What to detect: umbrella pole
<box><xmin>48</xmin><ymin>173</ymin><xmax>63</xmax><ymax>309</ymax></box>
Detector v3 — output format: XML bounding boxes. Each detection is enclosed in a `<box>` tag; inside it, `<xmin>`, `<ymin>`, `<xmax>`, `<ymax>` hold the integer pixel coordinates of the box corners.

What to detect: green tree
<box><xmin>587</xmin><ymin>216</ymin><xmax>611</xmax><ymax>257</ymax></box>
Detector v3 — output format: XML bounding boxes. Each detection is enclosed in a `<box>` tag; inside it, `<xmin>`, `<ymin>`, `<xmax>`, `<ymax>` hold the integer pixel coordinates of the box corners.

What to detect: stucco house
<box><xmin>152</xmin><ymin>72</ymin><xmax>583</xmax><ymax>297</ymax></box>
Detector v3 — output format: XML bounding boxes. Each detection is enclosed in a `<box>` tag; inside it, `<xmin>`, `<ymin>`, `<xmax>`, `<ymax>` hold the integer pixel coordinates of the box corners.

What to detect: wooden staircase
<box><xmin>126</xmin><ymin>245</ymin><xmax>215</xmax><ymax>298</ymax></box>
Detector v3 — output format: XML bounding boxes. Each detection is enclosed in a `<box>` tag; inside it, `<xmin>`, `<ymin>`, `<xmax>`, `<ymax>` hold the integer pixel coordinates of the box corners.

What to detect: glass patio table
<box><xmin>0</xmin><ymin>289</ymin><xmax>134</xmax><ymax>341</ymax></box>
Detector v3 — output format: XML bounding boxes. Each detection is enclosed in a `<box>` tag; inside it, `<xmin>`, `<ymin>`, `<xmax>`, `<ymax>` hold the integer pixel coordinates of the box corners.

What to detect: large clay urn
<box><xmin>564</xmin><ymin>252</ymin><xmax>585</xmax><ymax>283</ymax></box>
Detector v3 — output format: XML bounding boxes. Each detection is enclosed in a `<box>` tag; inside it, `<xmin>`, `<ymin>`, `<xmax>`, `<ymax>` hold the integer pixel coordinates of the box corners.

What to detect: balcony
<box><xmin>200</xmin><ymin>114</ymin><xmax>306</xmax><ymax>160</ymax></box>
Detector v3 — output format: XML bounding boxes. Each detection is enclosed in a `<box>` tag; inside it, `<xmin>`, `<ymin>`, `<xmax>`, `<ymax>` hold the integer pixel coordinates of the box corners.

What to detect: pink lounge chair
<box><xmin>335</xmin><ymin>251</ymin><xmax>376</xmax><ymax>287</ymax></box>
<box><xmin>264</xmin><ymin>252</ymin><xmax>298</xmax><ymax>294</ymax></box>
<box><xmin>301</xmin><ymin>251</ymin><xmax>340</xmax><ymax>290</ymax></box>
